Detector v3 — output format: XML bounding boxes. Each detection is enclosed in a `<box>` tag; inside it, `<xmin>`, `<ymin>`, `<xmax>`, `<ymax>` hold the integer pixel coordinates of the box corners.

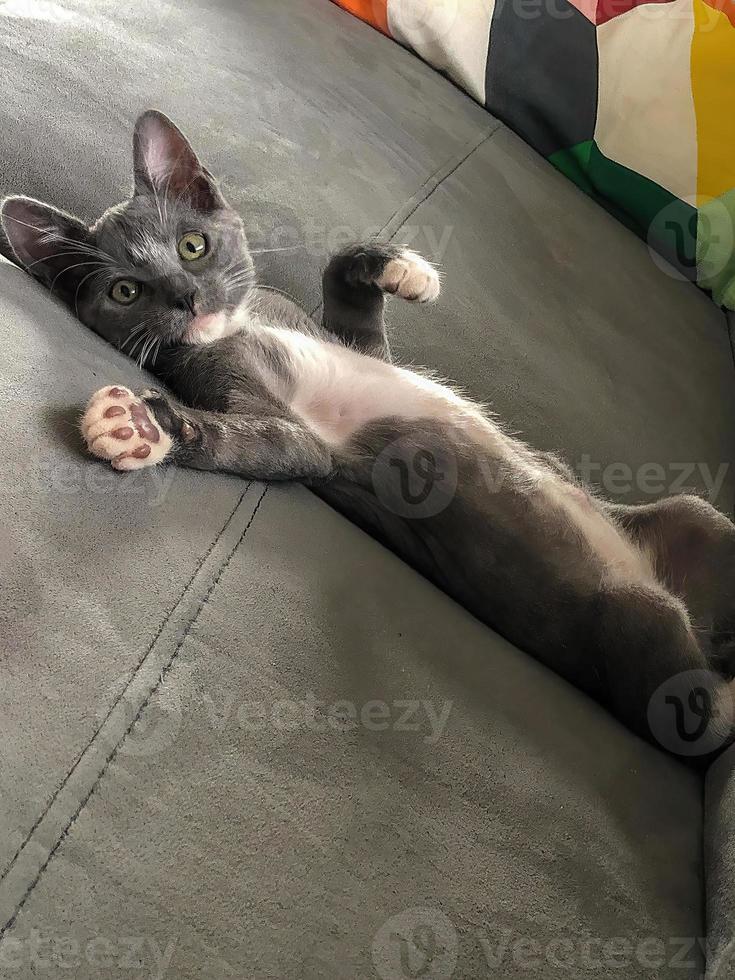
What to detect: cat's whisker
<box><xmin>127</xmin><ymin>329</ymin><xmax>152</xmax><ymax>361</ymax></box>
<box><xmin>48</xmin><ymin>259</ymin><xmax>107</xmax><ymax>296</ymax></box>
<box><xmin>140</xmin><ymin>333</ymin><xmax>158</xmax><ymax>369</ymax></box>
<box><xmin>222</xmin><ymin>258</ymin><xmax>253</xmax><ymax>275</ymax></box>
<box><xmin>2</xmin><ymin>214</ymin><xmax>45</xmax><ymax>234</ymax></box>
<box><xmin>119</xmin><ymin>323</ymin><xmax>148</xmax><ymax>353</ymax></box>
<box><xmin>2</xmin><ymin>214</ymin><xmax>114</xmax><ymax>266</ymax></box>
<box><xmin>24</xmin><ymin>251</ymin><xmax>106</xmax><ymax>272</ymax></box>
<box><xmin>223</xmin><ymin>261</ymin><xmax>255</xmax><ymax>279</ymax></box>
<box><xmin>253</xmin><ymin>282</ymin><xmax>302</xmax><ymax>307</ymax></box>
<box><xmin>224</xmin><ymin>274</ymin><xmax>255</xmax><ymax>290</ymax></box>
<box><xmin>139</xmin><ymin>340</ymin><xmax>154</xmax><ymax>369</ymax></box>
<box><xmin>222</xmin><ymin>265</ymin><xmax>254</xmax><ymax>280</ymax></box>
<box><xmin>248</xmin><ymin>245</ymin><xmax>304</xmax><ymax>255</ymax></box>
<box><xmin>73</xmin><ymin>267</ymin><xmax>106</xmax><ymax>318</ymax></box>
<box><xmin>145</xmin><ymin>334</ymin><xmax>158</xmax><ymax>366</ymax></box>
<box><xmin>40</xmin><ymin>232</ymin><xmax>115</xmax><ymax>264</ymax></box>
<box><xmin>137</xmin><ymin>339</ymin><xmax>148</xmax><ymax>368</ymax></box>
<box><xmin>127</xmin><ymin>338</ymin><xmax>146</xmax><ymax>361</ymax></box>
<box><xmin>121</xmin><ymin>313</ymin><xmax>165</xmax><ymax>358</ymax></box>
<box><xmin>224</xmin><ymin>261</ymin><xmax>254</xmax><ymax>275</ymax></box>
<box><xmin>151</xmin><ymin>337</ymin><xmax>163</xmax><ymax>367</ymax></box>
<box><xmin>224</xmin><ymin>281</ymin><xmax>253</xmax><ymax>298</ymax></box>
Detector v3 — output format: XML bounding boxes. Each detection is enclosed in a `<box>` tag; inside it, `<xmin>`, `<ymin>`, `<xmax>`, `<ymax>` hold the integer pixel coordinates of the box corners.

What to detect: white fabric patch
<box><xmin>387</xmin><ymin>0</ymin><xmax>494</xmax><ymax>104</ymax></box>
<box><xmin>595</xmin><ymin>1</ymin><xmax>697</xmax><ymax>201</ymax></box>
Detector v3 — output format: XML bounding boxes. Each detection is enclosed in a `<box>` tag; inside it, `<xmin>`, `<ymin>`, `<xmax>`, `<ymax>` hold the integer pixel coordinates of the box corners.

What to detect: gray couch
<box><xmin>1</xmin><ymin>1</ymin><xmax>734</xmax><ymax>977</ymax></box>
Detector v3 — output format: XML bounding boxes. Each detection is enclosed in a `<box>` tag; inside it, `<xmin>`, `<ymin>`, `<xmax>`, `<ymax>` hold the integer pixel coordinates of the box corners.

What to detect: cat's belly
<box><xmin>266</xmin><ymin>326</ymin><xmax>657</xmax><ymax>590</ymax></box>
<box><xmin>266</xmin><ymin>327</ymin><xmax>476</xmax><ymax>445</ymax></box>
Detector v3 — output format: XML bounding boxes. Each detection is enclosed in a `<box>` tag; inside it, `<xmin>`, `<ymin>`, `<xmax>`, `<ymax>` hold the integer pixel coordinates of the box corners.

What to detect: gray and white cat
<box><xmin>4</xmin><ymin>109</ymin><xmax>735</xmax><ymax>760</ymax></box>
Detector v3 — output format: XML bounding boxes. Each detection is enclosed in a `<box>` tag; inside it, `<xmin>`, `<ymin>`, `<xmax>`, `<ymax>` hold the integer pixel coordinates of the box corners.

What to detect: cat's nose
<box><xmin>182</xmin><ymin>290</ymin><xmax>198</xmax><ymax>314</ymax></box>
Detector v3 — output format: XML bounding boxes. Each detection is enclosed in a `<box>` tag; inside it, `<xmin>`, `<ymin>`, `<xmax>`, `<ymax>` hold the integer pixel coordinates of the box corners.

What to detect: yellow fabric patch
<box><xmin>692</xmin><ymin>0</ymin><xmax>735</xmax><ymax>203</ymax></box>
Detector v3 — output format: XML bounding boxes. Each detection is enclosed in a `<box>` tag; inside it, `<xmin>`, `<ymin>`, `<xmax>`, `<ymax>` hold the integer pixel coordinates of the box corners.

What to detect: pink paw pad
<box><xmin>111</xmin><ymin>426</ymin><xmax>134</xmax><ymax>440</ymax></box>
<box><xmin>130</xmin><ymin>402</ymin><xmax>161</xmax><ymax>443</ymax></box>
<box><xmin>80</xmin><ymin>385</ymin><xmax>173</xmax><ymax>471</ymax></box>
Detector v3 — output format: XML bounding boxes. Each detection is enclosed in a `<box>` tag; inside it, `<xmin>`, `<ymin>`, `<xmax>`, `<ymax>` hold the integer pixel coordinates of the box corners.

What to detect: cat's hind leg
<box><xmin>322</xmin><ymin>243</ymin><xmax>440</xmax><ymax>361</ymax></box>
<box><xmin>609</xmin><ymin>495</ymin><xmax>735</xmax><ymax>676</ymax></box>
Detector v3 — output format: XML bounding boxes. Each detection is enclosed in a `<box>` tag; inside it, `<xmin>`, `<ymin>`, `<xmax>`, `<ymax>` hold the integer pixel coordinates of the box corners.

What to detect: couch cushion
<box><xmin>0</xmin><ymin>480</ymin><xmax>705</xmax><ymax>979</ymax></box>
<box><xmin>706</xmin><ymin>746</ymin><xmax>735</xmax><ymax>979</ymax></box>
<box><xmin>0</xmin><ymin>258</ymin><xmax>254</xmax><ymax>906</ymax></box>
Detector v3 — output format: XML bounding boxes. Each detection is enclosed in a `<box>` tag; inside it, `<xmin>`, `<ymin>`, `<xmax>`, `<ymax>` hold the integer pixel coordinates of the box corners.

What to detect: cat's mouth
<box><xmin>182</xmin><ymin>311</ymin><xmax>229</xmax><ymax>346</ymax></box>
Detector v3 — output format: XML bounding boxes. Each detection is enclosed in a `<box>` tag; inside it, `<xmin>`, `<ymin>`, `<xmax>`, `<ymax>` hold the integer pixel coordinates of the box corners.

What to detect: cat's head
<box><xmin>0</xmin><ymin>110</ymin><xmax>254</xmax><ymax>363</ymax></box>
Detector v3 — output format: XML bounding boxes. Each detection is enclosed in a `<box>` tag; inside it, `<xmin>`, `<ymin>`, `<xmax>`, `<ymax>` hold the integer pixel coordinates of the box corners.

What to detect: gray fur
<box><xmin>4</xmin><ymin>110</ymin><xmax>735</xmax><ymax>761</ymax></box>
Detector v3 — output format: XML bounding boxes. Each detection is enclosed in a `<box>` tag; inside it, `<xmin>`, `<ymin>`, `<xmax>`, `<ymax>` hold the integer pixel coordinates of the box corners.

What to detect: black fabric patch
<box><xmin>485</xmin><ymin>0</ymin><xmax>599</xmax><ymax>158</ymax></box>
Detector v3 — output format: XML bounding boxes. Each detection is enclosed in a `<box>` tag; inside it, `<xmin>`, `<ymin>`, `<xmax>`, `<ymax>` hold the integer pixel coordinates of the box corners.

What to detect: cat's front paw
<box><xmin>377</xmin><ymin>249</ymin><xmax>441</xmax><ymax>303</ymax></box>
<box><xmin>80</xmin><ymin>385</ymin><xmax>173</xmax><ymax>471</ymax></box>
<box><xmin>337</xmin><ymin>244</ymin><xmax>441</xmax><ymax>304</ymax></box>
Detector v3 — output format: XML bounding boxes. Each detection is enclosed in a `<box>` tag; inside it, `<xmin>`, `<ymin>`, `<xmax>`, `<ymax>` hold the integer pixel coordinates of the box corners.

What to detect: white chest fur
<box><xmin>260</xmin><ymin>325</ymin><xmax>472</xmax><ymax>446</ymax></box>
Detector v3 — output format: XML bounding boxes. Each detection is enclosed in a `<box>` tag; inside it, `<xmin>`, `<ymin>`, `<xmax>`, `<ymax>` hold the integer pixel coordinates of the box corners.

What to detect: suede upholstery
<box><xmin>0</xmin><ymin>1</ymin><xmax>732</xmax><ymax>977</ymax></box>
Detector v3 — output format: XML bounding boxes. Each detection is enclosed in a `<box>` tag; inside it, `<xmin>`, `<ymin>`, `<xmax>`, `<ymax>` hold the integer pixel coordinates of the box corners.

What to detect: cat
<box><xmin>3</xmin><ymin>108</ymin><xmax>735</xmax><ymax>761</ymax></box>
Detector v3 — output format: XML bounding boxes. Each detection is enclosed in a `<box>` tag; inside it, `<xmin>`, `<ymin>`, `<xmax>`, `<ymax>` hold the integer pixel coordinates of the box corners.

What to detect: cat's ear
<box><xmin>133</xmin><ymin>109</ymin><xmax>226</xmax><ymax>211</ymax></box>
<box><xmin>1</xmin><ymin>195</ymin><xmax>94</xmax><ymax>293</ymax></box>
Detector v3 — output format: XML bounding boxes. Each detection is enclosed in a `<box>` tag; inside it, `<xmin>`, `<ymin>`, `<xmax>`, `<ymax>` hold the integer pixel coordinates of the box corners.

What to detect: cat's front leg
<box><xmin>80</xmin><ymin>386</ymin><xmax>334</xmax><ymax>482</ymax></box>
<box><xmin>322</xmin><ymin>243</ymin><xmax>441</xmax><ymax>361</ymax></box>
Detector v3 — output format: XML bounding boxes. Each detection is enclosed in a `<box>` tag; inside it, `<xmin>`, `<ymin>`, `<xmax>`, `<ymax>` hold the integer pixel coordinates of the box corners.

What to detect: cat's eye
<box><xmin>109</xmin><ymin>279</ymin><xmax>141</xmax><ymax>305</ymax></box>
<box><xmin>178</xmin><ymin>232</ymin><xmax>208</xmax><ymax>262</ymax></box>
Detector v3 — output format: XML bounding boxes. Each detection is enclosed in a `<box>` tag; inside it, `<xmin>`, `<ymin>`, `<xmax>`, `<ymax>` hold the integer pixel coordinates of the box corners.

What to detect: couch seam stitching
<box><xmin>0</xmin><ymin>485</ymin><xmax>269</xmax><ymax>940</ymax></box>
<box><xmin>382</xmin><ymin>125</ymin><xmax>499</xmax><ymax>243</ymax></box>
<box><xmin>0</xmin><ymin>480</ymin><xmax>254</xmax><ymax>891</ymax></box>
<box><xmin>307</xmin><ymin>124</ymin><xmax>499</xmax><ymax>319</ymax></box>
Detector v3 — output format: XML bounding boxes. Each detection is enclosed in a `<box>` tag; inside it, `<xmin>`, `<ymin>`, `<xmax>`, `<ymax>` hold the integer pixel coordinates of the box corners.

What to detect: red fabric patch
<box><xmin>702</xmin><ymin>0</ymin><xmax>735</xmax><ymax>26</ymax></box>
<box><xmin>332</xmin><ymin>0</ymin><xmax>390</xmax><ymax>36</ymax></box>
<box><xmin>566</xmin><ymin>0</ymin><xmax>677</xmax><ymax>24</ymax></box>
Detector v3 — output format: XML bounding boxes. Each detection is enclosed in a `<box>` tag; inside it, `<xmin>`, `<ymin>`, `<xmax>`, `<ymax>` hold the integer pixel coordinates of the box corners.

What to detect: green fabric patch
<box><xmin>549</xmin><ymin>140</ymin><xmax>595</xmax><ymax>196</ymax></box>
<box><xmin>549</xmin><ymin>140</ymin><xmax>698</xmax><ymax>284</ymax></box>
<box><xmin>697</xmin><ymin>189</ymin><xmax>735</xmax><ymax>311</ymax></box>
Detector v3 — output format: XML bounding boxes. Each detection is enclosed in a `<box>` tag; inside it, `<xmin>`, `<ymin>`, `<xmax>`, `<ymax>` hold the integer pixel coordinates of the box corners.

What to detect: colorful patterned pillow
<box><xmin>332</xmin><ymin>0</ymin><xmax>735</xmax><ymax>311</ymax></box>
